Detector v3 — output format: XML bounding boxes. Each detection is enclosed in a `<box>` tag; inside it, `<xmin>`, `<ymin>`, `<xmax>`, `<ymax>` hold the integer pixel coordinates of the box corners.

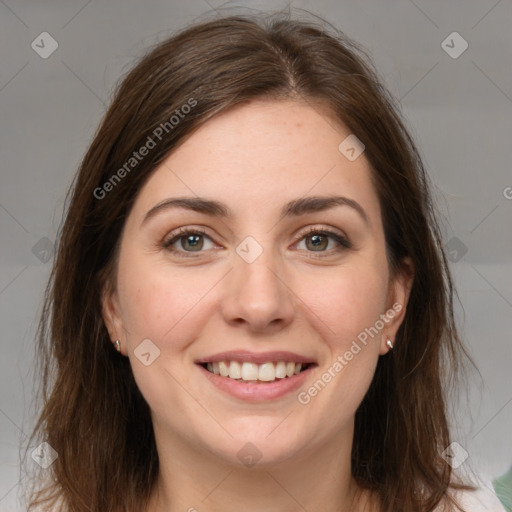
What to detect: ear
<box><xmin>100</xmin><ymin>280</ymin><xmax>125</xmax><ymax>355</ymax></box>
<box><xmin>379</xmin><ymin>257</ymin><xmax>414</xmax><ymax>355</ymax></box>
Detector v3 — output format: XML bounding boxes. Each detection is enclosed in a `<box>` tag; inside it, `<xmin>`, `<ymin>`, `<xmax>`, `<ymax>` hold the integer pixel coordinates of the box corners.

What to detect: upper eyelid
<box><xmin>163</xmin><ymin>226</ymin><xmax>209</xmax><ymax>245</ymax></box>
<box><xmin>296</xmin><ymin>225</ymin><xmax>347</xmax><ymax>239</ymax></box>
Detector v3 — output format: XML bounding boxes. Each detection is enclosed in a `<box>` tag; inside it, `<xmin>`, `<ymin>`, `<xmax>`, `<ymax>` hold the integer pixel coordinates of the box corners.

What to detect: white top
<box><xmin>445</xmin><ymin>485</ymin><xmax>507</xmax><ymax>511</ymax></box>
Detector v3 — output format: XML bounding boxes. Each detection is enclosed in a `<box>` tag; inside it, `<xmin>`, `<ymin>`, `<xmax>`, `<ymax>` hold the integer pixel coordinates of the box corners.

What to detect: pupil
<box><xmin>308</xmin><ymin>234</ymin><xmax>327</xmax><ymax>251</ymax></box>
<box><xmin>183</xmin><ymin>234</ymin><xmax>203</xmax><ymax>251</ymax></box>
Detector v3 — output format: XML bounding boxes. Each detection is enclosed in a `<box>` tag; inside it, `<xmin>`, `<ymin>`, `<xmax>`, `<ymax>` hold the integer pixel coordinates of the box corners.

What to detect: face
<box><xmin>102</xmin><ymin>99</ymin><xmax>412</xmax><ymax>467</ymax></box>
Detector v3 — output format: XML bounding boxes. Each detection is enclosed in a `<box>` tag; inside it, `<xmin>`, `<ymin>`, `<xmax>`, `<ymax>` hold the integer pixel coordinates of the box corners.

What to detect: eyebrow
<box><xmin>142</xmin><ymin>195</ymin><xmax>369</xmax><ymax>226</ymax></box>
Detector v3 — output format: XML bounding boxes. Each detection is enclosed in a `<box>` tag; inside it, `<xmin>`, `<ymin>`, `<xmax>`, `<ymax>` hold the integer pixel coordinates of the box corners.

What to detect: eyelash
<box><xmin>161</xmin><ymin>225</ymin><xmax>352</xmax><ymax>258</ymax></box>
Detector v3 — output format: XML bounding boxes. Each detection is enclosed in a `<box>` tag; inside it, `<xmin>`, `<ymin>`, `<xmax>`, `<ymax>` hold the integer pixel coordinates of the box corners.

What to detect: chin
<box><xmin>207</xmin><ymin>425</ymin><xmax>308</xmax><ymax>469</ymax></box>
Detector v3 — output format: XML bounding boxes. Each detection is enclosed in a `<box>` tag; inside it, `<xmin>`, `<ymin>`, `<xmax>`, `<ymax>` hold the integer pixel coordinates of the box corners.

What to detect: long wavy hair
<box><xmin>25</xmin><ymin>11</ymin><xmax>476</xmax><ymax>512</ymax></box>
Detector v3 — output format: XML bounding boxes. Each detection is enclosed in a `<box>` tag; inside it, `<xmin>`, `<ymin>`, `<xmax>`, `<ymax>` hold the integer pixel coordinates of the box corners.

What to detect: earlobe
<box><xmin>100</xmin><ymin>283</ymin><xmax>124</xmax><ymax>350</ymax></box>
<box><xmin>381</xmin><ymin>257</ymin><xmax>414</xmax><ymax>354</ymax></box>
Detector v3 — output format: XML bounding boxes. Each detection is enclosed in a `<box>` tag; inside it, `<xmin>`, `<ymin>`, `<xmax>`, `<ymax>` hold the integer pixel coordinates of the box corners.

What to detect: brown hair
<box><xmin>25</xmin><ymin>11</ymin><xmax>475</xmax><ymax>512</ymax></box>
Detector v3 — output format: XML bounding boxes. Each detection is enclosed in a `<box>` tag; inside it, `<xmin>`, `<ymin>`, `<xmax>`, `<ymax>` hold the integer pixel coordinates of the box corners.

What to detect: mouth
<box><xmin>195</xmin><ymin>351</ymin><xmax>317</xmax><ymax>402</ymax></box>
<box><xmin>199</xmin><ymin>360</ymin><xmax>314</xmax><ymax>384</ymax></box>
<box><xmin>194</xmin><ymin>350</ymin><xmax>318</xmax><ymax>403</ymax></box>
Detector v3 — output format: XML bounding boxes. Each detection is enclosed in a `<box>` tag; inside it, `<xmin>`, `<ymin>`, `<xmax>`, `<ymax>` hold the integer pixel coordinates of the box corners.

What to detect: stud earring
<box><xmin>386</xmin><ymin>339</ymin><xmax>393</xmax><ymax>350</ymax></box>
<box><xmin>114</xmin><ymin>340</ymin><xmax>121</xmax><ymax>352</ymax></box>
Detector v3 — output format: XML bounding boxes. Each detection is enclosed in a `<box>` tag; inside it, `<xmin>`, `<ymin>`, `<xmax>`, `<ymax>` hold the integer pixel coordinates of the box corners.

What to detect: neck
<box><xmin>147</xmin><ymin>420</ymin><xmax>374</xmax><ymax>512</ymax></box>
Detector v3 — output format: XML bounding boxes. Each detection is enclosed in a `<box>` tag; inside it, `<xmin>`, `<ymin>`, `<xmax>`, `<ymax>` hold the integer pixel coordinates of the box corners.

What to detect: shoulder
<box><xmin>436</xmin><ymin>485</ymin><xmax>507</xmax><ymax>512</ymax></box>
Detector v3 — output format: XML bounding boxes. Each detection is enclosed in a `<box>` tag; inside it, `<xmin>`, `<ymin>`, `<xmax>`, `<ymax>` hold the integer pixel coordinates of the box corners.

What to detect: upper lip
<box><xmin>195</xmin><ymin>350</ymin><xmax>316</xmax><ymax>365</ymax></box>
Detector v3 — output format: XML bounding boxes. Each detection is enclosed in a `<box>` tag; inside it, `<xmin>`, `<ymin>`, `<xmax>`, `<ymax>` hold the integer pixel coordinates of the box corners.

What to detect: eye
<box><xmin>161</xmin><ymin>225</ymin><xmax>352</xmax><ymax>258</ymax></box>
<box><xmin>162</xmin><ymin>228</ymin><xmax>216</xmax><ymax>255</ymax></box>
<box><xmin>295</xmin><ymin>227</ymin><xmax>351</xmax><ymax>254</ymax></box>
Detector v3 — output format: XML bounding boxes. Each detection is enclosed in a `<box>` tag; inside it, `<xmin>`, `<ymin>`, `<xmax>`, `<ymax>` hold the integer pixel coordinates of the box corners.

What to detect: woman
<box><xmin>25</xmin><ymin>12</ymin><xmax>503</xmax><ymax>512</ymax></box>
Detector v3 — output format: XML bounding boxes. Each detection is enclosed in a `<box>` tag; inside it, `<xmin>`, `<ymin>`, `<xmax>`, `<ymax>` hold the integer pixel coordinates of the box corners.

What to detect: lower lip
<box><xmin>197</xmin><ymin>364</ymin><xmax>315</xmax><ymax>402</ymax></box>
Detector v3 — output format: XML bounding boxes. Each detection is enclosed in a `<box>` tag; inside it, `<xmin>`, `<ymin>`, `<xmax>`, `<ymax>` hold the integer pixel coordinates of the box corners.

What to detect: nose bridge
<box><xmin>238</xmin><ymin>251</ymin><xmax>280</xmax><ymax>301</ymax></box>
<box><xmin>221</xmin><ymin>235</ymin><xmax>294</xmax><ymax>331</ymax></box>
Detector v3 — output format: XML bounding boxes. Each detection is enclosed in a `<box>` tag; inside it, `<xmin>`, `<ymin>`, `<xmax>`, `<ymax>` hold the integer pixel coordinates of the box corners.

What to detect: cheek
<box><xmin>296</xmin><ymin>263</ymin><xmax>388</xmax><ymax>352</ymax></box>
<box><xmin>287</xmin><ymin>271</ymin><xmax>386</xmax><ymax>446</ymax></box>
<box><xmin>116</xmin><ymin>253</ymin><xmax>221</xmax><ymax>350</ymax></box>
<box><xmin>115</xmin><ymin>257</ymin><xmax>222</xmax><ymax>413</ymax></box>
<box><xmin>292</xmin><ymin>268</ymin><xmax>386</xmax><ymax>431</ymax></box>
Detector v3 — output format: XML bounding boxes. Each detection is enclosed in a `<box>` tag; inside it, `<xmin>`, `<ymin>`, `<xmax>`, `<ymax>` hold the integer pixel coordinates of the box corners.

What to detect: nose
<box><xmin>220</xmin><ymin>250</ymin><xmax>295</xmax><ymax>334</ymax></box>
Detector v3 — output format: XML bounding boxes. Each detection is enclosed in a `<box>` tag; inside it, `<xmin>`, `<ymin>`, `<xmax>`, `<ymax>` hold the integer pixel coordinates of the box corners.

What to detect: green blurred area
<box><xmin>493</xmin><ymin>466</ymin><xmax>512</xmax><ymax>512</ymax></box>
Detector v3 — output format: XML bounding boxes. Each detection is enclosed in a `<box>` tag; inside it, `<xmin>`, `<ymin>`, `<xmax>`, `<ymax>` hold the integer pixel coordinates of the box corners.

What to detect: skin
<box><xmin>102</xmin><ymin>99</ymin><xmax>414</xmax><ymax>512</ymax></box>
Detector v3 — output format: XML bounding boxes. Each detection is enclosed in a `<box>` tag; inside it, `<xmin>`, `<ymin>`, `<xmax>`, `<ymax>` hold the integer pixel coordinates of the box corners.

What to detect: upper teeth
<box><xmin>205</xmin><ymin>361</ymin><xmax>304</xmax><ymax>382</ymax></box>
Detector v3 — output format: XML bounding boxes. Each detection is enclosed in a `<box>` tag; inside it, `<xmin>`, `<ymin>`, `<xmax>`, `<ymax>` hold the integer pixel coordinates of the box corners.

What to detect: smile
<box><xmin>195</xmin><ymin>350</ymin><xmax>317</xmax><ymax>401</ymax></box>
<box><xmin>201</xmin><ymin>360</ymin><xmax>311</xmax><ymax>383</ymax></box>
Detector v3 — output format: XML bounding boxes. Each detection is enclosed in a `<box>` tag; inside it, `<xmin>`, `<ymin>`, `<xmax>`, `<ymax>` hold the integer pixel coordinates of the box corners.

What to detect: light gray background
<box><xmin>1</xmin><ymin>1</ymin><xmax>511</xmax><ymax>510</ymax></box>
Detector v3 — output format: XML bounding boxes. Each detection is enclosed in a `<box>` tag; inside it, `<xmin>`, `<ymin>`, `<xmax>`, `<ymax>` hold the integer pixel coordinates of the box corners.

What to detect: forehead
<box><xmin>130</xmin><ymin>99</ymin><xmax>381</xmax><ymax>224</ymax></box>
